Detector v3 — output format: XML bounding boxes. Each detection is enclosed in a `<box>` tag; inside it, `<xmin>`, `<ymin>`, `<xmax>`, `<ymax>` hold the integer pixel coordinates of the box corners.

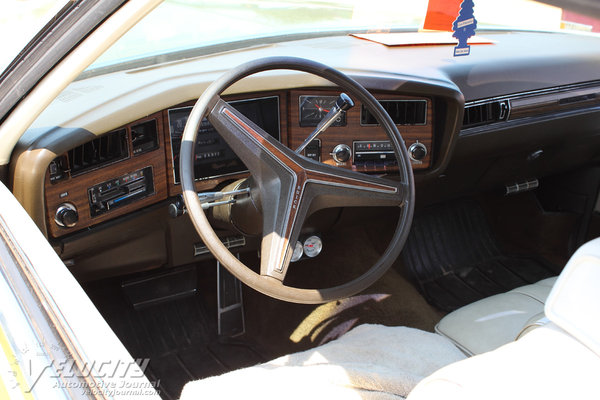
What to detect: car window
<box><xmin>0</xmin><ymin>0</ymin><xmax>69</xmax><ymax>75</ymax></box>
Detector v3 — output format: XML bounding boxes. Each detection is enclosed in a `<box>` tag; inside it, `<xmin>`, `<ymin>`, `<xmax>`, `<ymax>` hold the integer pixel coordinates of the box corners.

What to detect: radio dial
<box><xmin>331</xmin><ymin>144</ymin><xmax>352</xmax><ymax>163</ymax></box>
<box><xmin>408</xmin><ymin>142</ymin><xmax>427</xmax><ymax>162</ymax></box>
<box><xmin>55</xmin><ymin>203</ymin><xmax>78</xmax><ymax>228</ymax></box>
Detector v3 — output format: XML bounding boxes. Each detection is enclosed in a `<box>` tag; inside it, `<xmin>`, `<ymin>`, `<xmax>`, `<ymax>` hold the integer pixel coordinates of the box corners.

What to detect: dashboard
<box><xmin>8</xmin><ymin>29</ymin><xmax>598</xmax><ymax>280</ymax></box>
<box><xmin>44</xmin><ymin>90</ymin><xmax>434</xmax><ymax>238</ymax></box>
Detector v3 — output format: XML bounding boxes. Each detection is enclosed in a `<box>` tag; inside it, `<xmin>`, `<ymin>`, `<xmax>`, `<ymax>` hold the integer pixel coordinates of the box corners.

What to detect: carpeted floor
<box><xmin>241</xmin><ymin>224</ymin><xmax>444</xmax><ymax>359</ymax></box>
<box><xmin>85</xmin><ymin>219</ymin><xmax>444</xmax><ymax>399</ymax></box>
<box><xmin>402</xmin><ymin>200</ymin><xmax>561</xmax><ymax>312</ymax></box>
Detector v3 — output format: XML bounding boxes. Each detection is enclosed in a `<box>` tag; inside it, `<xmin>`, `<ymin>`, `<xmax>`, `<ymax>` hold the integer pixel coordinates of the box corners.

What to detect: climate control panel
<box><xmin>88</xmin><ymin>166</ymin><xmax>155</xmax><ymax>217</ymax></box>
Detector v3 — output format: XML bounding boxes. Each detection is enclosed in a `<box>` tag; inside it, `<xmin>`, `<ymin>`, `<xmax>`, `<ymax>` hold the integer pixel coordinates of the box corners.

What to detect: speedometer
<box><xmin>299</xmin><ymin>95</ymin><xmax>347</xmax><ymax>127</ymax></box>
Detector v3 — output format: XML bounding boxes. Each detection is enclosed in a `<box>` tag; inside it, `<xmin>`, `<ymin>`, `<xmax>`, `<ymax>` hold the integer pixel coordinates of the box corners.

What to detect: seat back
<box><xmin>409</xmin><ymin>237</ymin><xmax>600</xmax><ymax>400</ymax></box>
<box><xmin>545</xmin><ymin>237</ymin><xmax>600</xmax><ymax>357</ymax></box>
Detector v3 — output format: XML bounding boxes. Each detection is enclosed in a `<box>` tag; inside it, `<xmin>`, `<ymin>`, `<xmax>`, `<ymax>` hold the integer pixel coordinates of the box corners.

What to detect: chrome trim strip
<box><xmin>460</xmin><ymin>105</ymin><xmax>600</xmax><ymax>138</ymax></box>
<box><xmin>461</xmin><ymin>80</ymin><xmax>600</xmax><ymax>134</ymax></box>
<box><xmin>464</xmin><ymin>80</ymin><xmax>600</xmax><ymax>106</ymax></box>
<box><xmin>304</xmin><ymin>178</ymin><xmax>397</xmax><ymax>193</ymax></box>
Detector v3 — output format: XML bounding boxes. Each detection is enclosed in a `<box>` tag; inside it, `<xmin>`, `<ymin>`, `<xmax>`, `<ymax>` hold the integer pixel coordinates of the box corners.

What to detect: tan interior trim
<box><xmin>3</xmin><ymin>0</ymin><xmax>163</xmax><ymax>232</ymax></box>
<box><xmin>11</xmin><ymin>148</ymin><xmax>57</xmax><ymax>236</ymax></box>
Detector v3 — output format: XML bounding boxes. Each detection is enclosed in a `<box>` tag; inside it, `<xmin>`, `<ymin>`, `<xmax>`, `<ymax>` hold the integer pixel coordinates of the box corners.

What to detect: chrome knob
<box><xmin>408</xmin><ymin>142</ymin><xmax>427</xmax><ymax>162</ymax></box>
<box><xmin>331</xmin><ymin>144</ymin><xmax>352</xmax><ymax>163</ymax></box>
<box><xmin>335</xmin><ymin>93</ymin><xmax>354</xmax><ymax>112</ymax></box>
<box><xmin>55</xmin><ymin>203</ymin><xmax>78</xmax><ymax>228</ymax></box>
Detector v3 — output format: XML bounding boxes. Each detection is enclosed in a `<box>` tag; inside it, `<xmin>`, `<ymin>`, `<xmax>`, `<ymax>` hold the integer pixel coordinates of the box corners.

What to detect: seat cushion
<box><xmin>435</xmin><ymin>277</ymin><xmax>557</xmax><ymax>355</ymax></box>
<box><xmin>180</xmin><ymin>324</ymin><xmax>466</xmax><ymax>400</ymax></box>
<box><xmin>409</xmin><ymin>323</ymin><xmax>600</xmax><ymax>400</ymax></box>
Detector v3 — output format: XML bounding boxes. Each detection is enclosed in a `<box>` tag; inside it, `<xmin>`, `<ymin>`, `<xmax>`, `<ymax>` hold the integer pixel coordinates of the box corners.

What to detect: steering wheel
<box><xmin>180</xmin><ymin>57</ymin><xmax>414</xmax><ymax>304</ymax></box>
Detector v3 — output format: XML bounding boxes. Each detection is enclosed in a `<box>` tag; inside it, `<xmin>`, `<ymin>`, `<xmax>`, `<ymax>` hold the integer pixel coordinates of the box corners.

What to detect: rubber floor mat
<box><xmin>85</xmin><ymin>278</ymin><xmax>265</xmax><ymax>400</ymax></box>
<box><xmin>402</xmin><ymin>201</ymin><xmax>561</xmax><ymax>312</ymax></box>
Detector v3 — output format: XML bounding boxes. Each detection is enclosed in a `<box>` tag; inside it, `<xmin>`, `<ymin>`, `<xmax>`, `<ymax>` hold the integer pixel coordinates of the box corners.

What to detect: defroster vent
<box><xmin>68</xmin><ymin>129</ymin><xmax>129</xmax><ymax>176</ymax></box>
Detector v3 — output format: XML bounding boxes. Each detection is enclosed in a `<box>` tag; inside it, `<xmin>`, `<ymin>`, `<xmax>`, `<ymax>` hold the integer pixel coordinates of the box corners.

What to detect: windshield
<box><xmin>81</xmin><ymin>0</ymin><xmax>599</xmax><ymax>72</ymax></box>
<box><xmin>88</xmin><ymin>0</ymin><xmax>427</xmax><ymax>70</ymax></box>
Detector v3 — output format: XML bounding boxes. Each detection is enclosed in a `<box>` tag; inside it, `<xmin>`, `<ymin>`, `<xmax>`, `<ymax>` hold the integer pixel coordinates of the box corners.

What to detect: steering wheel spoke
<box><xmin>302</xmin><ymin>161</ymin><xmax>407</xmax><ymax>211</ymax></box>
<box><xmin>208</xmin><ymin>98</ymin><xmax>296</xmax><ymax>173</ymax></box>
<box><xmin>259</xmin><ymin>191</ymin><xmax>308</xmax><ymax>281</ymax></box>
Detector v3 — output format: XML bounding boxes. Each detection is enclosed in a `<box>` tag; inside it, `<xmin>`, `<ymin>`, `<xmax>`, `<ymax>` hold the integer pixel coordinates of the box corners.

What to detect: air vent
<box><xmin>68</xmin><ymin>129</ymin><xmax>128</xmax><ymax>176</ymax></box>
<box><xmin>462</xmin><ymin>100</ymin><xmax>509</xmax><ymax>129</ymax></box>
<box><xmin>361</xmin><ymin>100</ymin><xmax>427</xmax><ymax>125</ymax></box>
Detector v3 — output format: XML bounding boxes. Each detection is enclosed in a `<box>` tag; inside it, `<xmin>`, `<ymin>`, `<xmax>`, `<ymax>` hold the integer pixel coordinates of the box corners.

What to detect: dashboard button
<box><xmin>304</xmin><ymin>139</ymin><xmax>321</xmax><ymax>161</ymax></box>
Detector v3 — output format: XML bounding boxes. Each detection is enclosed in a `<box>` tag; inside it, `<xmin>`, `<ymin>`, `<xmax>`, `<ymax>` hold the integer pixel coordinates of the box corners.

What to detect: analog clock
<box><xmin>299</xmin><ymin>95</ymin><xmax>347</xmax><ymax>127</ymax></box>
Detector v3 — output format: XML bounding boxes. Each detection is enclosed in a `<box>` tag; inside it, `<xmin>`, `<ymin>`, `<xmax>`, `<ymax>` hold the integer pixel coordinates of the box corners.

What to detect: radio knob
<box><xmin>55</xmin><ymin>203</ymin><xmax>78</xmax><ymax>228</ymax></box>
<box><xmin>408</xmin><ymin>142</ymin><xmax>427</xmax><ymax>162</ymax></box>
<box><xmin>331</xmin><ymin>144</ymin><xmax>352</xmax><ymax>163</ymax></box>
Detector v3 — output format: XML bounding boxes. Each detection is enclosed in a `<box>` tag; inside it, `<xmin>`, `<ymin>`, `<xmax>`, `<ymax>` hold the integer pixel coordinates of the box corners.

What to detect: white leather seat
<box><xmin>435</xmin><ymin>276</ymin><xmax>557</xmax><ymax>355</ymax></box>
<box><xmin>180</xmin><ymin>238</ymin><xmax>600</xmax><ymax>400</ymax></box>
<box><xmin>409</xmin><ymin>237</ymin><xmax>600</xmax><ymax>399</ymax></box>
<box><xmin>409</xmin><ymin>322</ymin><xmax>600</xmax><ymax>400</ymax></box>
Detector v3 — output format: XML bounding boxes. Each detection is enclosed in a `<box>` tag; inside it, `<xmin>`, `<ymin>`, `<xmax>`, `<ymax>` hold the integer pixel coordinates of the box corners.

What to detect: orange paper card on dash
<box><xmin>423</xmin><ymin>0</ymin><xmax>463</xmax><ymax>31</ymax></box>
<box><xmin>351</xmin><ymin>32</ymin><xmax>494</xmax><ymax>47</ymax></box>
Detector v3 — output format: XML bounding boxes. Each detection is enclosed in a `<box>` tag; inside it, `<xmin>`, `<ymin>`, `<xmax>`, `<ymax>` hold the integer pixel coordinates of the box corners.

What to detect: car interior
<box><xmin>3</xmin><ymin>0</ymin><xmax>600</xmax><ymax>398</ymax></box>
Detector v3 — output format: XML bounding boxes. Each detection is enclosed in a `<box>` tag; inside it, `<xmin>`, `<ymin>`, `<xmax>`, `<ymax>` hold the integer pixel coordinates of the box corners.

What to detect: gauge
<box><xmin>299</xmin><ymin>95</ymin><xmax>347</xmax><ymax>127</ymax></box>
<box><xmin>291</xmin><ymin>241</ymin><xmax>304</xmax><ymax>262</ymax></box>
<box><xmin>303</xmin><ymin>235</ymin><xmax>323</xmax><ymax>258</ymax></box>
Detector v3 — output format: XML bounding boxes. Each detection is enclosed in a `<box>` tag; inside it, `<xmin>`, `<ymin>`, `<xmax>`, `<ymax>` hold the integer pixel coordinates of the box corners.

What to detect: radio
<box><xmin>353</xmin><ymin>140</ymin><xmax>397</xmax><ymax>166</ymax></box>
<box><xmin>353</xmin><ymin>140</ymin><xmax>428</xmax><ymax>166</ymax></box>
<box><xmin>88</xmin><ymin>166</ymin><xmax>154</xmax><ymax>217</ymax></box>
